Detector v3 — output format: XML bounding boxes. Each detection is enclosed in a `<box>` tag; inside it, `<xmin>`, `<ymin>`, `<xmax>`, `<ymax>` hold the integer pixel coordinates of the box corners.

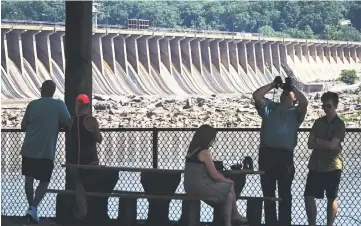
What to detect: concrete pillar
<box><xmin>35</xmin><ymin>31</ymin><xmax>53</xmax><ymax>74</ymax></box>
<box><xmin>180</xmin><ymin>37</ymin><xmax>195</xmax><ymax>73</ymax></box>
<box><xmin>125</xmin><ymin>35</ymin><xmax>141</xmax><ymax>74</ymax></box>
<box><xmin>316</xmin><ymin>44</ymin><xmax>326</xmax><ymax>63</ymax></box>
<box><xmin>279</xmin><ymin>43</ymin><xmax>289</xmax><ymax>65</ymax></box>
<box><xmin>255</xmin><ymin>41</ymin><xmax>265</xmax><ymax>74</ymax></box>
<box><xmin>343</xmin><ymin>45</ymin><xmax>352</xmax><ymax>63</ymax></box>
<box><xmin>330</xmin><ymin>44</ymin><xmax>339</xmax><ymax>63</ymax></box>
<box><xmin>294</xmin><ymin>43</ymin><xmax>302</xmax><ymax>62</ymax></box>
<box><xmin>302</xmin><ymin>43</ymin><xmax>310</xmax><ymax>62</ymax></box>
<box><xmin>21</xmin><ymin>30</ymin><xmax>40</xmax><ymax>75</ymax></box>
<box><xmin>356</xmin><ymin>46</ymin><xmax>361</xmax><ymax>63</ymax></box>
<box><xmin>271</xmin><ymin>42</ymin><xmax>281</xmax><ymax>72</ymax></box>
<box><xmin>170</xmin><ymin>37</ymin><xmax>185</xmax><ymax>74</ymax></box>
<box><xmin>210</xmin><ymin>39</ymin><xmax>223</xmax><ymax>73</ymax></box>
<box><xmin>114</xmin><ymin>34</ymin><xmax>129</xmax><ymax>74</ymax></box>
<box><xmin>190</xmin><ymin>38</ymin><xmax>204</xmax><ymax>74</ymax></box>
<box><xmin>149</xmin><ymin>36</ymin><xmax>162</xmax><ymax>73</ymax></box>
<box><xmin>200</xmin><ymin>38</ymin><xmax>214</xmax><ymax>74</ymax></box>
<box><xmin>246</xmin><ymin>41</ymin><xmax>257</xmax><ymax>72</ymax></box>
<box><xmin>337</xmin><ymin>45</ymin><xmax>345</xmax><ymax>63</ymax></box>
<box><xmin>92</xmin><ymin>33</ymin><xmax>106</xmax><ymax>75</ymax></box>
<box><xmin>323</xmin><ymin>45</ymin><xmax>331</xmax><ymax>63</ymax></box>
<box><xmin>237</xmin><ymin>41</ymin><xmax>249</xmax><ymax>73</ymax></box>
<box><xmin>309</xmin><ymin>43</ymin><xmax>318</xmax><ymax>62</ymax></box>
<box><xmin>64</xmin><ymin>1</ymin><xmax>93</xmax><ymax>188</ymax></box>
<box><xmin>50</xmin><ymin>32</ymin><xmax>65</xmax><ymax>73</ymax></box>
<box><xmin>102</xmin><ymin>34</ymin><xmax>118</xmax><ymax>73</ymax></box>
<box><xmin>228</xmin><ymin>40</ymin><xmax>241</xmax><ymax>74</ymax></box>
<box><xmin>159</xmin><ymin>37</ymin><xmax>173</xmax><ymax>74</ymax></box>
<box><xmin>286</xmin><ymin>42</ymin><xmax>296</xmax><ymax>62</ymax></box>
<box><xmin>137</xmin><ymin>35</ymin><xmax>151</xmax><ymax>74</ymax></box>
<box><xmin>263</xmin><ymin>42</ymin><xmax>273</xmax><ymax>73</ymax></box>
<box><xmin>349</xmin><ymin>46</ymin><xmax>357</xmax><ymax>63</ymax></box>
<box><xmin>1</xmin><ymin>29</ymin><xmax>10</xmax><ymax>74</ymax></box>
<box><xmin>219</xmin><ymin>40</ymin><xmax>231</xmax><ymax>72</ymax></box>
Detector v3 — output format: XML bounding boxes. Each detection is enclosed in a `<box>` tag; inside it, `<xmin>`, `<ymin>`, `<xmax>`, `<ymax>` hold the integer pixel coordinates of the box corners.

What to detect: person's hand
<box><xmin>224</xmin><ymin>178</ymin><xmax>234</xmax><ymax>184</ymax></box>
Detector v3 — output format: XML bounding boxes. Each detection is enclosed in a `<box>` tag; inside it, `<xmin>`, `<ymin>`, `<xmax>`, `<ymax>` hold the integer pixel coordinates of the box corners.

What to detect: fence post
<box><xmin>152</xmin><ymin>128</ymin><xmax>159</xmax><ymax>168</ymax></box>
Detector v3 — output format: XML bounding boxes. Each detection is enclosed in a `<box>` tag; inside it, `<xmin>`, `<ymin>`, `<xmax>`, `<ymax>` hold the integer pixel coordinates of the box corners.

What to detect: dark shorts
<box><xmin>22</xmin><ymin>156</ymin><xmax>54</xmax><ymax>183</ymax></box>
<box><xmin>304</xmin><ymin>170</ymin><xmax>342</xmax><ymax>199</ymax></box>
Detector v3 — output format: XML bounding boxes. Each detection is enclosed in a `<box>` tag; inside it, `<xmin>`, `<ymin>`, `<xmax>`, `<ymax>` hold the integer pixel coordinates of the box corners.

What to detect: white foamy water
<box><xmin>2</xmin><ymin>52</ymin><xmax>360</xmax><ymax>100</ymax></box>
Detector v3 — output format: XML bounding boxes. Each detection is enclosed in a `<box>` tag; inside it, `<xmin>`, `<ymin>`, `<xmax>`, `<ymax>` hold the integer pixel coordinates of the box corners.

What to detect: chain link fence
<box><xmin>1</xmin><ymin>128</ymin><xmax>360</xmax><ymax>225</ymax></box>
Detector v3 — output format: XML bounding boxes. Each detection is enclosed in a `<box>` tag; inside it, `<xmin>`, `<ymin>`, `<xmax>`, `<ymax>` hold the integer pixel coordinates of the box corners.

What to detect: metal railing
<box><xmin>1</xmin><ymin>128</ymin><xmax>360</xmax><ymax>225</ymax></box>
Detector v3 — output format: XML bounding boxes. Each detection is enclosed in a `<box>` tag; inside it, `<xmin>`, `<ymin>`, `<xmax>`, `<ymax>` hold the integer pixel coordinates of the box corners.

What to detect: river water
<box><xmin>1</xmin><ymin>130</ymin><xmax>360</xmax><ymax>225</ymax></box>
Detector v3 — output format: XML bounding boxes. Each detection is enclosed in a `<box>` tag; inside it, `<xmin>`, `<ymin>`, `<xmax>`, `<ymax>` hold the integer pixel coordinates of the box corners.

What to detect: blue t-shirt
<box><xmin>20</xmin><ymin>97</ymin><xmax>71</xmax><ymax>160</ymax></box>
<box><xmin>257</xmin><ymin>98</ymin><xmax>305</xmax><ymax>151</ymax></box>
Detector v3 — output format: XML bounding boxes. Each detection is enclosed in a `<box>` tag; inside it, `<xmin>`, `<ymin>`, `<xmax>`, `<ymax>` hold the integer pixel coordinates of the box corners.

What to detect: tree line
<box><xmin>2</xmin><ymin>1</ymin><xmax>361</xmax><ymax>41</ymax></box>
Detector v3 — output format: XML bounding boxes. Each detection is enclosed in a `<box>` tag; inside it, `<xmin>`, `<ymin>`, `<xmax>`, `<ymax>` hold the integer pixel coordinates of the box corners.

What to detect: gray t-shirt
<box><xmin>257</xmin><ymin>98</ymin><xmax>305</xmax><ymax>151</ymax></box>
<box><xmin>20</xmin><ymin>97</ymin><xmax>71</xmax><ymax>160</ymax></box>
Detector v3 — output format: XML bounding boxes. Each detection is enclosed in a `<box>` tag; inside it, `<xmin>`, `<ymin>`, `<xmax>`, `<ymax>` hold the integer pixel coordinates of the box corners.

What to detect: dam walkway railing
<box><xmin>1</xmin><ymin>128</ymin><xmax>361</xmax><ymax>225</ymax></box>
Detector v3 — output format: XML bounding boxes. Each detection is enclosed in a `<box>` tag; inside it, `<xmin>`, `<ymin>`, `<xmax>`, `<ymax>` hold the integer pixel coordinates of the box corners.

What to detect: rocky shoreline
<box><xmin>2</xmin><ymin>88</ymin><xmax>360</xmax><ymax>129</ymax></box>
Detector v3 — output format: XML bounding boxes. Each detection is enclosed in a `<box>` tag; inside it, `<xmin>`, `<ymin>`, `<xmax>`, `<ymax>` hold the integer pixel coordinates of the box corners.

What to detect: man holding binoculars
<box><xmin>252</xmin><ymin>69</ymin><xmax>308</xmax><ymax>225</ymax></box>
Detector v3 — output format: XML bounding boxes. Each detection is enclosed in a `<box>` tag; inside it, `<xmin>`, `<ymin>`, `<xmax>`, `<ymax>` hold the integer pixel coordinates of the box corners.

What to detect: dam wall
<box><xmin>1</xmin><ymin>23</ymin><xmax>361</xmax><ymax>99</ymax></box>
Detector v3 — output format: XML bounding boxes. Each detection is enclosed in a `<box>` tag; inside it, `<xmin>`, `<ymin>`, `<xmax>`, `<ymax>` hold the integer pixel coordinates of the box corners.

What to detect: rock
<box><xmin>314</xmin><ymin>93</ymin><xmax>320</xmax><ymax>100</ymax></box>
<box><xmin>8</xmin><ymin>114</ymin><xmax>17</xmax><ymax>121</ymax></box>
<box><xmin>132</xmin><ymin>96</ymin><xmax>143</xmax><ymax>103</ymax></box>
<box><xmin>93</xmin><ymin>95</ymin><xmax>106</xmax><ymax>101</ymax></box>
<box><xmin>183</xmin><ymin>98</ymin><xmax>193</xmax><ymax>109</ymax></box>
<box><xmin>94</xmin><ymin>102</ymin><xmax>108</xmax><ymax>110</ymax></box>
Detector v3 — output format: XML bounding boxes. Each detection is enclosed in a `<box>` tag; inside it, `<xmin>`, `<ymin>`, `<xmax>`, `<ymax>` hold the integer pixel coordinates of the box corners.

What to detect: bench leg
<box><xmin>180</xmin><ymin>200</ymin><xmax>201</xmax><ymax>226</ymax></box>
<box><xmin>247</xmin><ymin>199</ymin><xmax>262</xmax><ymax>226</ymax></box>
<box><xmin>118</xmin><ymin>198</ymin><xmax>137</xmax><ymax>226</ymax></box>
<box><xmin>187</xmin><ymin>200</ymin><xmax>201</xmax><ymax>226</ymax></box>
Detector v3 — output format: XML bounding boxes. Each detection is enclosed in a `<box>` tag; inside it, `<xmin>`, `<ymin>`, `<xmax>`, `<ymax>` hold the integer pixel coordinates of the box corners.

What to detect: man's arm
<box><xmin>21</xmin><ymin>104</ymin><xmax>31</xmax><ymax>131</ymax></box>
<box><xmin>84</xmin><ymin>116</ymin><xmax>102</xmax><ymax>143</ymax></box>
<box><xmin>308</xmin><ymin>121</ymin><xmax>320</xmax><ymax>150</ymax></box>
<box><xmin>252</xmin><ymin>83</ymin><xmax>275</xmax><ymax>108</ymax></box>
<box><xmin>252</xmin><ymin>82</ymin><xmax>277</xmax><ymax>117</ymax></box>
<box><xmin>58</xmin><ymin>101</ymin><xmax>71</xmax><ymax>130</ymax></box>
<box><xmin>293</xmin><ymin>87</ymin><xmax>308</xmax><ymax>123</ymax></box>
<box><xmin>316</xmin><ymin>121</ymin><xmax>346</xmax><ymax>151</ymax></box>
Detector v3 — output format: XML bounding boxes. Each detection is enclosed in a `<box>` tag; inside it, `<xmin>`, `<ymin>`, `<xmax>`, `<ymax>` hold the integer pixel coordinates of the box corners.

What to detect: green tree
<box><xmin>339</xmin><ymin>69</ymin><xmax>359</xmax><ymax>85</ymax></box>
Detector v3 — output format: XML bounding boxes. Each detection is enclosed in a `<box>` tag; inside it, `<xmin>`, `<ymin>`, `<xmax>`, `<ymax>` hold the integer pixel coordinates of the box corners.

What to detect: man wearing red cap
<box><xmin>20</xmin><ymin>80</ymin><xmax>71</xmax><ymax>223</ymax></box>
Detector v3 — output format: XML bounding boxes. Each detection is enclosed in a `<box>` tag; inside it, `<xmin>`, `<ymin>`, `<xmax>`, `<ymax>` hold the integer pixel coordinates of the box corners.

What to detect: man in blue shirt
<box><xmin>253</xmin><ymin>74</ymin><xmax>308</xmax><ymax>226</ymax></box>
<box><xmin>20</xmin><ymin>80</ymin><xmax>71</xmax><ymax>223</ymax></box>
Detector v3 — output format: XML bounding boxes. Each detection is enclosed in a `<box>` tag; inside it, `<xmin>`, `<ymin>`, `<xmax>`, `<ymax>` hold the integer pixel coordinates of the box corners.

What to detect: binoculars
<box><xmin>274</xmin><ymin>76</ymin><xmax>294</xmax><ymax>92</ymax></box>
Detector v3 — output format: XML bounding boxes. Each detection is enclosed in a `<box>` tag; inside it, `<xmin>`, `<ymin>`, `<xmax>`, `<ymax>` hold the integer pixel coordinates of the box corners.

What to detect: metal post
<box><xmin>152</xmin><ymin>128</ymin><xmax>159</xmax><ymax>168</ymax></box>
<box><xmin>64</xmin><ymin>1</ymin><xmax>93</xmax><ymax>189</ymax></box>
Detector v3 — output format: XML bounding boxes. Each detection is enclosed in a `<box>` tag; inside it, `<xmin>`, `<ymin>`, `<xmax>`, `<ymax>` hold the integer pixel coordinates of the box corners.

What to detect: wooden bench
<box><xmin>47</xmin><ymin>189</ymin><xmax>281</xmax><ymax>226</ymax></box>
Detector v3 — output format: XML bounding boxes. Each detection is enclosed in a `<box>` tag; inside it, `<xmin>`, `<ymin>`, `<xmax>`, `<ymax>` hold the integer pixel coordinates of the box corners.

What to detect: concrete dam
<box><xmin>1</xmin><ymin>22</ymin><xmax>361</xmax><ymax>99</ymax></box>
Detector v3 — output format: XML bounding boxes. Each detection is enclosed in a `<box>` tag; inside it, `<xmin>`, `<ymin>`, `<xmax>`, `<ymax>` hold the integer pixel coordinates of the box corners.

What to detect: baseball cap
<box><xmin>76</xmin><ymin>94</ymin><xmax>90</xmax><ymax>104</ymax></box>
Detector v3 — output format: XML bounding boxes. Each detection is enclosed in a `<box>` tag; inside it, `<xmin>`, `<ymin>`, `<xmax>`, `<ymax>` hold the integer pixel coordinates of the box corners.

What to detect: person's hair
<box><xmin>321</xmin><ymin>91</ymin><xmax>339</xmax><ymax>107</ymax></box>
<box><xmin>41</xmin><ymin>80</ymin><xmax>56</xmax><ymax>97</ymax></box>
<box><xmin>187</xmin><ymin>124</ymin><xmax>217</xmax><ymax>154</ymax></box>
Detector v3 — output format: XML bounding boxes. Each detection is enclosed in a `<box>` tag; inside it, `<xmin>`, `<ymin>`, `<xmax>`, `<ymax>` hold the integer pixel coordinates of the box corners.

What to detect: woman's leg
<box><xmin>230</xmin><ymin>185</ymin><xmax>248</xmax><ymax>221</ymax></box>
<box><xmin>223</xmin><ymin>189</ymin><xmax>234</xmax><ymax>226</ymax></box>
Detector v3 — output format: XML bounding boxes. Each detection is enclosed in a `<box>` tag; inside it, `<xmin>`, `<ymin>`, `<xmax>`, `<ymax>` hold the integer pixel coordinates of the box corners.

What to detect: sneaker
<box><xmin>26</xmin><ymin>206</ymin><xmax>39</xmax><ymax>224</ymax></box>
